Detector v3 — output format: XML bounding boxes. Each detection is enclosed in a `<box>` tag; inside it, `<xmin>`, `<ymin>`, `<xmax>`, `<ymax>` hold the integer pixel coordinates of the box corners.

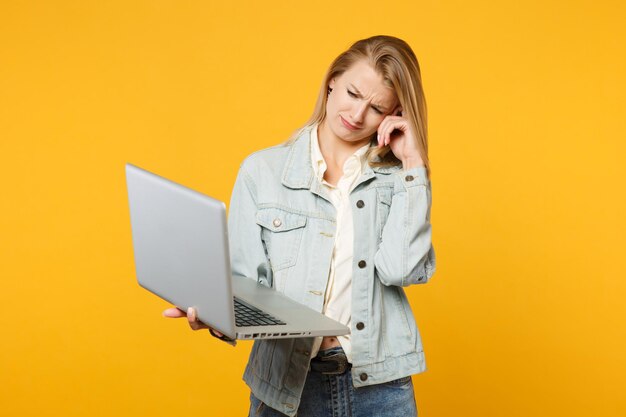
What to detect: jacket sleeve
<box><xmin>373</xmin><ymin>166</ymin><xmax>436</xmax><ymax>287</ymax></box>
<box><xmin>228</xmin><ymin>161</ymin><xmax>273</xmax><ymax>288</ymax></box>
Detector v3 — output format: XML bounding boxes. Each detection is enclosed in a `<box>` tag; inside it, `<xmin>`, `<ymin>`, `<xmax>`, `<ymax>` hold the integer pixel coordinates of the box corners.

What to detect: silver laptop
<box><xmin>125</xmin><ymin>163</ymin><xmax>349</xmax><ymax>340</ymax></box>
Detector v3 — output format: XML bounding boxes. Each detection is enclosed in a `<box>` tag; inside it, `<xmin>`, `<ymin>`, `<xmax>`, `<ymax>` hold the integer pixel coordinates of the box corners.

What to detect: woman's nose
<box><xmin>352</xmin><ymin>102</ymin><xmax>368</xmax><ymax>123</ymax></box>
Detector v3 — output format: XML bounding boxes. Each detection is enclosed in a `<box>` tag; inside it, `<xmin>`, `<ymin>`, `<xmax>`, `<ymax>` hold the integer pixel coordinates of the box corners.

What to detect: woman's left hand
<box><xmin>376</xmin><ymin>112</ymin><xmax>425</xmax><ymax>169</ymax></box>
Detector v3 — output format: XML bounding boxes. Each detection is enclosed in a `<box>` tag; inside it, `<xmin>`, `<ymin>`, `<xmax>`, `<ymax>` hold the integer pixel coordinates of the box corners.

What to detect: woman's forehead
<box><xmin>339</xmin><ymin>62</ymin><xmax>397</xmax><ymax>105</ymax></box>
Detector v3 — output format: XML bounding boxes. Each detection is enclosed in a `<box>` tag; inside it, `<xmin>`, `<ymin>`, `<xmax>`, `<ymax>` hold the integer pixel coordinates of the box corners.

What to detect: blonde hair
<box><xmin>287</xmin><ymin>35</ymin><xmax>431</xmax><ymax>177</ymax></box>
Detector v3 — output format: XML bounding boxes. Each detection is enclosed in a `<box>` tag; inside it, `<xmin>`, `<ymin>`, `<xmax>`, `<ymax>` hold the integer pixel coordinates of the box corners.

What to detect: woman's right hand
<box><xmin>162</xmin><ymin>306</ymin><xmax>224</xmax><ymax>336</ymax></box>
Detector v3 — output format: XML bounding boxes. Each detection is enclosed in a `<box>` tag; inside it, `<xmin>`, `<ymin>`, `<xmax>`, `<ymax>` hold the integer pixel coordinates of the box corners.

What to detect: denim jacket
<box><xmin>228</xmin><ymin>126</ymin><xmax>436</xmax><ymax>416</ymax></box>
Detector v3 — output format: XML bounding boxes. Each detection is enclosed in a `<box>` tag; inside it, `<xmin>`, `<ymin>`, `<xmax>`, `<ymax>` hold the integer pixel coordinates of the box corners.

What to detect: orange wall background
<box><xmin>1</xmin><ymin>1</ymin><xmax>625</xmax><ymax>416</ymax></box>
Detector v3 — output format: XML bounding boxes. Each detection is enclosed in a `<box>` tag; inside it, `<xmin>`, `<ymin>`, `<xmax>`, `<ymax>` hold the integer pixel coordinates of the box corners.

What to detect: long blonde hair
<box><xmin>287</xmin><ymin>35</ymin><xmax>431</xmax><ymax>177</ymax></box>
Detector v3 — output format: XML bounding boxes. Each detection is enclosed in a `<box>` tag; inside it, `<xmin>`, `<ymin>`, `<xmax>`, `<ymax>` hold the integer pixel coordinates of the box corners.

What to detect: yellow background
<box><xmin>1</xmin><ymin>1</ymin><xmax>625</xmax><ymax>416</ymax></box>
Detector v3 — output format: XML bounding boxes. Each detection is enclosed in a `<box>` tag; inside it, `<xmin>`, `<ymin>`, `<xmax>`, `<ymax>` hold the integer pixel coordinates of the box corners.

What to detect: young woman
<box><xmin>164</xmin><ymin>35</ymin><xmax>436</xmax><ymax>417</ymax></box>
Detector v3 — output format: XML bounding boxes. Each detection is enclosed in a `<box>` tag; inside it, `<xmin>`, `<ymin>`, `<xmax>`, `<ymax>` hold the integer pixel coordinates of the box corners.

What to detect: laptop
<box><xmin>125</xmin><ymin>163</ymin><xmax>350</xmax><ymax>340</ymax></box>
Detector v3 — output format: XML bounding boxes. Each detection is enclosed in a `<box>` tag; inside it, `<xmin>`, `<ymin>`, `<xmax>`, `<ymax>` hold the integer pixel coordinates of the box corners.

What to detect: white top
<box><xmin>309</xmin><ymin>123</ymin><xmax>370</xmax><ymax>362</ymax></box>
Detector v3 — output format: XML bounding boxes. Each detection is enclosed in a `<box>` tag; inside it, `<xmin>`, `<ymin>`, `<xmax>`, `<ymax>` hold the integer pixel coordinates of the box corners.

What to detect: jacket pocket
<box><xmin>251</xmin><ymin>338</ymin><xmax>294</xmax><ymax>389</ymax></box>
<box><xmin>255</xmin><ymin>207</ymin><xmax>307</xmax><ymax>272</ymax></box>
<box><xmin>381</xmin><ymin>286</ymin><xmax>414</xmax><ymax>356</ymax></box>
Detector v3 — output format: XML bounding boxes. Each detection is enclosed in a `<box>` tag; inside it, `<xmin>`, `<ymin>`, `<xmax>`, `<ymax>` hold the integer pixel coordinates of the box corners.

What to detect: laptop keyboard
<box><xmin>234</xmin><ymin>297</ymin><xmax>286</xmax><ymax>327</ymax></box>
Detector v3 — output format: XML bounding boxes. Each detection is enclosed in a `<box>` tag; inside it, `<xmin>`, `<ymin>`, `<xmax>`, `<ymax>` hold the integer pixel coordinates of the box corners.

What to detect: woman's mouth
<box><xmin>340</xmin><ymin>116</ymin><xmax>359</xmax><ymax>131</ymax></box>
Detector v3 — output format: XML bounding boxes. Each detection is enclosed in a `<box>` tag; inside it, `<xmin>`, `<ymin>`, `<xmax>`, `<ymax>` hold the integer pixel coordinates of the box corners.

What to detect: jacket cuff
<box><xmin>393</xmin><ymin>166</ymin><xmax>428</xmax><ymax>192</ymax></box>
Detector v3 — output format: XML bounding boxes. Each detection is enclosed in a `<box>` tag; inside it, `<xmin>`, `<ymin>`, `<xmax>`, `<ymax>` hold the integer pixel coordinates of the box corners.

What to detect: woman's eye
<box><xmin>347</xmin><ymin>90</ymin><xmax>383</xmax><ymax>114</ymax></box>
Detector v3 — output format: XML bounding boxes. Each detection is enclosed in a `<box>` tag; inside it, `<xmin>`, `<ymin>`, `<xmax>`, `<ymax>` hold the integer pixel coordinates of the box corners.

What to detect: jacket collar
<box><xmin>281</xmin><ymin>125</ymin><xmax>399</xmax><ymax>190</ymax></box>
<box><xmin>281</xmin><ymin>126</ymin><xmax>316</xmax><ymax>190</ymax></box>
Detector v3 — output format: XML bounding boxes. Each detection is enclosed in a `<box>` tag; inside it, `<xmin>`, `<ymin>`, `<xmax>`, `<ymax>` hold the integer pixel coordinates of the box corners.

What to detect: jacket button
<box><xmin>356</xmin><ymin>322</ymin><xmax>364</xmax><ymax>330</ymax></box>
<box><xmin>356</xmin><ymin>200</ymin><xmax>364</xmax><ymax>208</ymax></box>
<box><xmin>272</xmin><ymin>218</ymin><xmax>282</xmax><ymax>228</ymax></box>
<box><xmin>405</xmin><ymin>175</ymin><xmax>414</xmax><ymax>182</ymax></box>
<box><xmin>360</xmin><ymin>373</ymin><xmax>368</xmax><ymax>381</ymax></box>
<box><xmin>358</xmin><ymin>260</ymin><xmax>366</xmax><ymax>269</ymax></box>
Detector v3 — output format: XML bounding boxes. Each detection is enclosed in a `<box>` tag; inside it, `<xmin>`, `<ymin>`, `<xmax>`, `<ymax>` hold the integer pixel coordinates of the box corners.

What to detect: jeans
<box><xmin>248</xmin><ymin>347</ymin><xmax>418</xmax><ymax>417</ymax></box>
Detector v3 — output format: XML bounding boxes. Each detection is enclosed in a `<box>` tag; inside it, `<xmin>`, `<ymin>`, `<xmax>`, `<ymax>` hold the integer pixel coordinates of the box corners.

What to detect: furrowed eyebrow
<box><xmin>349</xmin><ymin>84</ymin><xmax>389</xmax><ymax>112</ymax></box>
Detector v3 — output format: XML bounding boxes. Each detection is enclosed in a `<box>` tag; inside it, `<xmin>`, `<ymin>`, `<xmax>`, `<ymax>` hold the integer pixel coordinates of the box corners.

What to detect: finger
<box><xmin>187</xmin><ymin>307</ymin><xmax>198</xmax><ymax>330</ymax></box>
<box><xmin>382</xmin><ymin>120</ymin><xmax>393</xmax><ymax>146</ymax></box>
<box><xmin>378</xmin><ymin>119</ymin><xmax>390</xmax><ymax>147</ymax></box>
<box><xmin>163</xmin><ymin>307</ymin><xmax>186</xmax><ymax>318</ymax></box>
<box><xmin>381</xmin><ymin>117</ymin><xmax>402</xmax><ymax>146</ymax></box>
<box><xmin>377</xmin><ymin>118</ymin><xmax>389</xmax><ymax>148</ymax></box>
<box><xmin>187</xmin><ymin>307</ymin><xmax>197</xmax><ymax>322</ymax></box>
<box><xmin>385</xmin><ymin>119</ymin><xmax>406</xmax><ymax>146</ymax></box>
<box><xmin>187</xmin><ymin>307</ymin><xmax>209</xmax><ymax>331</ymax></box>
<box><xmin>210</xmin><ymin>328</ymin><xmax>224</xmax><ymax>338</ymax></box>
<box><xmin>386</xmin><ymin>118</ymin><xmax>402</xmax><ymax>145</ymax></box>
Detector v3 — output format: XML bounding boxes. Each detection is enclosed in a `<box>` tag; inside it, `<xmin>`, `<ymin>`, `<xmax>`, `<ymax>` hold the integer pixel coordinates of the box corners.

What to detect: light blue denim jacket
<box><xmin>228</xmin><ymin>126</ymin><xmax>436</xmax><ymax>416</ymax></box>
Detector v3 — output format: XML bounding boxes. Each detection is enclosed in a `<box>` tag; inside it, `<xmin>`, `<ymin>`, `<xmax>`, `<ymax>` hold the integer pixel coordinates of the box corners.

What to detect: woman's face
<box><xmin>324</xmin><ymin>59</ymin><xmax>400</xmax><ymax>144</ymax></box>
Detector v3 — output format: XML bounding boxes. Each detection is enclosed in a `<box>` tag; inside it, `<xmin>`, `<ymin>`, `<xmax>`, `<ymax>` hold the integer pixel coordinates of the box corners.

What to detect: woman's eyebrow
<box><xmin>348</xmin><ymin>84</ymin><xmax>389</xmax><ymax>111</ymax></box>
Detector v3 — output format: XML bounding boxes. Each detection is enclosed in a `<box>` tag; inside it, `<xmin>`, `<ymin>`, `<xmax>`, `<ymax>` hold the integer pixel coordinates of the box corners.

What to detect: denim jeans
<box><xmin>248</xmin><ymin>347</ymin><xmax>418</xmax><ymax>417</ymax></box>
